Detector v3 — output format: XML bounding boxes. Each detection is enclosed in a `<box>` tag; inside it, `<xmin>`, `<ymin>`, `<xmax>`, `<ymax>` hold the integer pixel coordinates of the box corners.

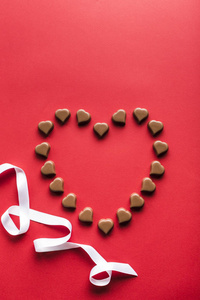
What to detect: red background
<box><xmin>0</xmin><ymin>0</ymin><xmax>200</xmax><ymax>299</ymax></box>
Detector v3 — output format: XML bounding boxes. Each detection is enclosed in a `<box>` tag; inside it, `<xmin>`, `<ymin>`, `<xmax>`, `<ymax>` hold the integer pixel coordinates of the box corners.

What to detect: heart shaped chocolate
<box><xmin>38</xmin><ymin>121</ymin><xmax>54</xmax><ymax>136</ymax></box>
<box><xmin>35</xmin><ymin>142</ymin><xmax>50</xmax><ymax>158</ymax></box>
<box><xmin>62</xmin><ymin>193</ymin><xmax>77</xmax><ymax>208</ymax></box>
<box><xmin>141</xmin><ymin>177</ymin><xmax>156</xmax><ymax>193</ymax></box>
<box><xmin>117</xmin><ymin>208</ymin><xmax>132</xmax><ymax>224</ymax></box>
<box><xmin>55</xmin><ymin>109</ymin><xmax>71</xmax><ymax>124</ymax></box>
<box><xmin>112</xmin><ymin>109</ymin><xmax>126</xmax><ymax>126</ymax></box>
<box><xmin>148</xmin><ymin>120</ymin><xmax>163</xmax><ymax>136</ymax></box>
<box><xmin>133</xmin><ymin>108</ymin><xmax>149</xmax><ymax>124</ymax></box>
<box><xmin>76</xmin><ymin>109</ymin><xmax>91</xmax><ymax>125</ymax></box>
<box><xmin>93</xmin><ymin>123</ymin><xmax>109</xmax><ymax>138</ymax></box>
<box><xmin>153</xmin><ymin>140</ymin><xmax>168</xmax><ymax>156</ymax></box>
<box><xmin>130</xmin><ymin>193</ymin><xmax>144</xmax><ymax>208</ymax></box>
<box><xmin>49</xmin><ymin>177</ymin><xmax>64</xmax><ymax>193</ymax></box>
<box><xmin>98</xmin><ymin>219</ymin><xmax>114</xmax><ymax>234</ymax></box>
<box><xmin>79</xmin><ymin>207</ymin><xmax>93</xmax><ymax>223</ymax></box>
<box><xmin>150</xmin><ymin>161</ymin><xmax>165</xmax><ymax>176</ymax></box>
<box><xmin>41</xmin><ymin>161</ymin><xmax>56</xmax><ymax>176</ymax></box>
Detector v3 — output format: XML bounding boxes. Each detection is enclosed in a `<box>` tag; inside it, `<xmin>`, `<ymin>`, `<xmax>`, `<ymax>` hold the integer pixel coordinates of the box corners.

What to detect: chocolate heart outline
<box><xmin>35</xmin><ymin>108</ymin><xmax>168</xmax><ymax>233</ymax></box>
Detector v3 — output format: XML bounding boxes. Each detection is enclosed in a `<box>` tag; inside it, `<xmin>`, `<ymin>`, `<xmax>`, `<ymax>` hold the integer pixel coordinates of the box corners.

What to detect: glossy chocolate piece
<box><xmin>150</xmin><ymin>161</ymin><xmax>165</xmax><ymax>176</ymax></box>
<box><xmin>98</xmin><ymin>219</ymin><xmax>114</xmax><ymax>234</ymax></box>
<box><xmin>148</xmin><ymin>120</ymin><xmax>163</xmax><ymax>136</ymax></box>
<box><xmin>141</xmin><ymin>177</ymin><xmax>156</xmax><ymax>193</ymax></box>
<box><xmin>62</xmin><ymin>193</ymin><xmax>77</xmax><ymax>208</ymax></box>
<box><xmin>130</xmin><ymin>193</ymin><xmax>144</xmax><ymax>208</ymax></box>
<box><xmin>153</xmin><ymin>141</ymin><xmax>168</xmax><ymax>156</ymax></box>
<box><xmin>133</xmin><ymin>108</ymin><xmax>149</xmax><ymax>123</ymax></box>
<box><xmin>35</xmin><ymin>142</ymin><xmax>50</xmax><ymax>158</ymax></box>
<box><xmin>49</xmin><ymin>177</ymin><xmax>64</xmax><ymax>193</ymax></box>
<box><xmin>93</xmin><ymin>123</ymin><xmax>109</xmax><ymax>138</ymax></box>
<box><xmin>112</xmin><ymin>109</ymin><xmax>126</xmax><ymax>125</ymax></box>
<box><xmin>76</xmin><ymin>109</ymin><xmax>91</xmax><ymax>125</ymax></box>
<box><xmin>55</xmin><ymin>109</ymin><xmax>71</xmax><ymax>124</ymax></box>
<box><xmin>41</xmin><ymin>161</ymin><xmax>56</xmax><ymax>176</ymax></box>
<box><xmin>117</xmin><ymin>208</ymin><xmax>132</xmax><ymax>224</ymax></box>
<box><xmin>79</xmin><ymin>207</ymin><xmax>93</xmax><ymax>223</ymax></box>
<box><xmin>38</xmin><ymin>121</ymin><xmax>54</xmax><ymax>136</ymax></box>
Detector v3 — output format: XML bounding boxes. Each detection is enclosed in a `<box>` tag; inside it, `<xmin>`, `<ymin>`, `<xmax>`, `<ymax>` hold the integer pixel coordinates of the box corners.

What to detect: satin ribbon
<box><xmin>0</xmin><ymin>163</ymin><xmax>137</xmax><ymax>286</ymax></box>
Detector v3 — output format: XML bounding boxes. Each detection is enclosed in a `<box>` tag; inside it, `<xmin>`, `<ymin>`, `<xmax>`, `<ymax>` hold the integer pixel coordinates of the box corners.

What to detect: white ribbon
<box><xmin>0</xmin><ymin>163</ymin><xmax>137</xmax><ymax>286</ymax></box>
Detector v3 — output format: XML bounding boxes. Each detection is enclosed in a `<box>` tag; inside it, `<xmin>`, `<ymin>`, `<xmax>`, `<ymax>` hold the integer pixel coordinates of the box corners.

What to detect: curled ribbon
<box><xmin>0</xmin><ymin>163</ymin><xmax>137</xmax><ymax>287</ymax></box>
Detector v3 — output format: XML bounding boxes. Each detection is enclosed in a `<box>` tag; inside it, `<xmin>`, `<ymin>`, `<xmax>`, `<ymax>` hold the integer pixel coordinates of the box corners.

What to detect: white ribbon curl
<box><xmin>0</xmin><ymin>163</ymin><xmax>137</xmax><ymax>286</ymax></box>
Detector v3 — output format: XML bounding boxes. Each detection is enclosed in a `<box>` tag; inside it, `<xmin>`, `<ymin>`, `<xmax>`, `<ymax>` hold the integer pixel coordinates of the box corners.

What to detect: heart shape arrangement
<box><xmin>35</xmin><ymin>108</ymin><xmax>168</xmax><ymax>235</ymax></box>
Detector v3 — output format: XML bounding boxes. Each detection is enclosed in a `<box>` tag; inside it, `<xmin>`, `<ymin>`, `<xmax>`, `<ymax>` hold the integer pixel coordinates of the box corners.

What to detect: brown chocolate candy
<box><xmin>62</xmin><ymin>193</ymin><xmax>77</xmax><ymax>208</ymax></box>
<box><xmin>38</xmin><ymin>121</ymin><xmax>54</xmax><ymax>136</ymax></box>
<box><xmin>35</xmin><ymin>142</ymin><xmax>50</xmax><ymax>158</ymax></box>
<box><xmin>49</xmin><ymin>177</ymin><xmax>64</xmax><ymax>193</ymax></box>
<box><xmin>141</xmin><ymin>177</ymin><xmax>156</xmax><ymax>193</ymax></box>
<box><xmin>93</xmin><ymin>123</ymin><xmax>109</xmax><ymax>138</ymax></box>
<box><xmin>98</xmin><ymin>219</ymin><xmax>114</xmax><ymax>234</ymax></box>
<box><xmin>112</xmin><ymin>109</ymin><xmax>126</xmax><ymax>125</ymax></box>
<box><xmin>150</xmin><ymin>161</ymin><xmax>165</xmax><ymax>176</ymax></box>
<box><xmin>79</xmin><ymin>207</ymin><xmax>93</xmax><ymax>223</ymax></box>
<box><xmin>148</xmin><ymin>120</ymin><xmax>163</xmax><ymax>136</ymax></box>
<box><xmin>133</xmin><ymin>108</ymin><xmax>149</xmax><ymax>123</ymax></box>
<box><xmin>117</xmin><ymin>208</ymin><xmax>132</xmax><ymax>224</ymax></box>
<box><xmin>55</xmin><ymin>109</ymin><xmax>71</xmax><ymax>124</ymax></box>
<box><xmin>76</xmin><ymin>109</ymin><xmax>91</xmax><ymax>125</ymax></box>
<box><xmin>41</xmin><ymin>161</ymin><xmax>56</xmax><ymax>176</ymax></box>
<box><xmin>130</xmin><ymin>193</ymin><xmax>144</xmax><ymax>208</ymax></box>
<box><xmin>153</xmin><ymin>141</ymin><xmax>168</xmax><ymax>156</ymax></box>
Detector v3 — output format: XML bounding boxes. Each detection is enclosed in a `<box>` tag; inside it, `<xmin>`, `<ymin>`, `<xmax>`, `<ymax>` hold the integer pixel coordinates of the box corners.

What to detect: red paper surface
<box><xmin>0</xmin><ymin>0</ymin><xmax>200</xmax><ymax>299</ymax></box>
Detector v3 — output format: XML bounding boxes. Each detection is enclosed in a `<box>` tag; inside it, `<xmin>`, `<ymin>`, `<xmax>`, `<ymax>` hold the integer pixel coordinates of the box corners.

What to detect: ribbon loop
<box><xmin>0</xmin><ymin>163</ymin><xmax>137</xmax><ymax>286</ymax></box>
